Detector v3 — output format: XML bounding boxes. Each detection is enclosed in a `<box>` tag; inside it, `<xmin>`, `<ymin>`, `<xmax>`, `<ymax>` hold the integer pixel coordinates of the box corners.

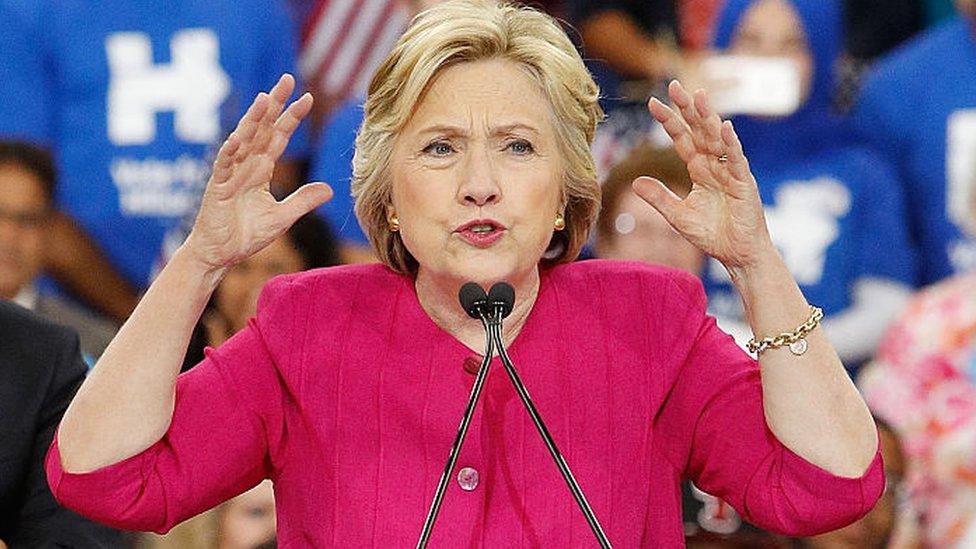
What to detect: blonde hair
<box><xmin>351</xmin><ymin>0</ymin><xmax>604</xmax><ymax>273</ymax></box>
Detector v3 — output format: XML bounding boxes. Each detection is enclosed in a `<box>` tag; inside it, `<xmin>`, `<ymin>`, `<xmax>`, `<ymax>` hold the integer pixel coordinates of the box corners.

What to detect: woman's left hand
<box><xmin>634</xmin><ymin>80</ymin><xmax>775</xmax><ymax>273</ymax></box>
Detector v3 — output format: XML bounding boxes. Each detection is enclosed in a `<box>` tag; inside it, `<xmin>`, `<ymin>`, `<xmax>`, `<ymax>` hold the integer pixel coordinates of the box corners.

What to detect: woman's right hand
<box><xmin>183</xmin><ymin>74</ymin><xmax>333</xmax><ymax>274</ymax></box>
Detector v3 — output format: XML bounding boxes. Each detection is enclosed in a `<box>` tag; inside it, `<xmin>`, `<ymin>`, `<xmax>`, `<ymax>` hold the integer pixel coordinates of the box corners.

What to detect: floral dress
<box><xmin>859</xmin><ymin>273</ymin><xmax>976</xmax><ymax>546</ymax></box>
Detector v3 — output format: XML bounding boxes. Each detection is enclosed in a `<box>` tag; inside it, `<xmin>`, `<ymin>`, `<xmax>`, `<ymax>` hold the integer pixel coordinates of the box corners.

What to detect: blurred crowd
<box><xmin>0</xmin><ymin>0</ymin><xmax>973</xmax><ymax>547</ymax></box>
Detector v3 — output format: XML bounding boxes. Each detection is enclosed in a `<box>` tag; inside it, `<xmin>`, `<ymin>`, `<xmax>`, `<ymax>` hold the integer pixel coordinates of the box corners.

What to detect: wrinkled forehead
<box><xmin>401</xmin><ymin>59</ymin><xmax>558</xmax><ymax>138</ymax></box>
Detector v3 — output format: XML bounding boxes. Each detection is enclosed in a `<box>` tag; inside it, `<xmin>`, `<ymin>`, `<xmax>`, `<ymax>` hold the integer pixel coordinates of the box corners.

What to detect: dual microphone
<box><xmin>416</xmin><ymin>281</ymin><xmax>612</xmax><ymax>548</ymax></box>
<box><xmin>458</xmin><ymin>281</ymin><xmax>514</xmax><ymax>321</ymax></box>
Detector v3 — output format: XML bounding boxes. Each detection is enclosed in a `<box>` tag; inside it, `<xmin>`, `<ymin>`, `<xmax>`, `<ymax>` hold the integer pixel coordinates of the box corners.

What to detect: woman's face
<box><xmin>958</xmin><ymin>0</ymin><xmax>975</xmax><ymax>20</ymax></box>
<box><xmin>390</xmin><ymin>58</ymin><xmax>564</xmax><ymax>287</ymax></box>
<box><xmin>597</xmin><ymin>192</ymin><xmax>704</xmax><ymax>275</ymax></box>
<box><xmin>215</xmin><ymin>237</ymin><xmax>305</xmax><ymax>332</ymax></box>
<box><xmin>218</xmin><ymin>480</ymin><xmax>276</xmax><ymax>549</ymax></box>
<box><xmin>729</xmin><ymin>0</ymin><xmax>814</xmax><ymax>105</ymax></box>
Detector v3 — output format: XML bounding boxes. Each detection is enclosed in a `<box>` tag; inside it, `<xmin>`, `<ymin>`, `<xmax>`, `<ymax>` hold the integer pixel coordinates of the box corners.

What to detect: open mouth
<box><xmin>468</xmin><ymin>223</ymin><xmax>499</xmax><ymax>234</ymax></box>
<box><xmin>455</xmin><ymin>219</ymin><xmax>507</xmax><ymax>247</ymax></box>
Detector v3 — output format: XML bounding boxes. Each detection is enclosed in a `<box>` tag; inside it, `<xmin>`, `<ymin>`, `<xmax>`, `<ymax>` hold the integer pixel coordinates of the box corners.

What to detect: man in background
<box><xmin>0</xmin><ymin>142</ymin><xmax>117</xmax><ymax>363</ymax></box>
<box><xmin>0</xmin><ymin>301</ymin><xmax>123</xmax><ymax>546</ymax></box>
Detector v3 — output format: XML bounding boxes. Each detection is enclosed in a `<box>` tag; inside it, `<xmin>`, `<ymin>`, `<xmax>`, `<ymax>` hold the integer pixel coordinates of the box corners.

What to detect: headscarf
<box><xmin>711</xmin><ymin>0</ymin><xmax>848</xmax><ymax>167</ymax></box>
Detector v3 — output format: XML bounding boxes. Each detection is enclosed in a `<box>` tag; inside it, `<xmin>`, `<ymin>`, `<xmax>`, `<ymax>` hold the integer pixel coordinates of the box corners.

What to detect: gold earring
<box><xmin>554</xmin><ymin>213</ymin><xmax>566</xmax><ymax>231</ymax></box>
<box><xmin>389</xmin><ymin>214</ymin><xmax>400</xmax><ymax>232</ymax></box>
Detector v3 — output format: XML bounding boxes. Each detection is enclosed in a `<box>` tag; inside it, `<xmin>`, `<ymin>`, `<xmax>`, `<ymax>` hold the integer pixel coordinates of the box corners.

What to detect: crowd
<box><xmin>0</xmin><ymin>0</ymin><xmax>973</xmax><ymax>547</ymax></box>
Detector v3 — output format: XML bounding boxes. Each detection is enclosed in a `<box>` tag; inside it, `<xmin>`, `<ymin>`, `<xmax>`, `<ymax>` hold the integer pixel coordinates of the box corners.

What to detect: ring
<box><xmin>717</xmin><ymin>154</ymin><xmax>729</xmax><ymax>163</ymax></box>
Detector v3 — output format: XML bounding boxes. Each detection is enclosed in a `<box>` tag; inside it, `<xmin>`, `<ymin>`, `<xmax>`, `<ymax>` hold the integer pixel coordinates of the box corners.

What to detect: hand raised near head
<box><xmin>633</xmin><ymin>80</ymin><xmax>775</xmax><ymax>272</ymax></box>
<box><xmin>184</xmin><ymin>74</ymin><xmax>333</xmax><ymax>273</ymax></box>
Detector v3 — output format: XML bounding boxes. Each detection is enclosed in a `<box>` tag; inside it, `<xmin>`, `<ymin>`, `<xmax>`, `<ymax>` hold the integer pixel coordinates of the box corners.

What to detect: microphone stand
<box><xmin>417</xmin><ymin>284</ymin><xmax>612</xmax><ymax>548</ymax></box>
<box><xmin>416</xmin><ymin>309</ymin><xmax>497</xmax><ymax>548</ymax></box>
<box><xmin>486</xmin><ymin>303</ymin><xmax>613</xmax><ymax>548</ymax></box>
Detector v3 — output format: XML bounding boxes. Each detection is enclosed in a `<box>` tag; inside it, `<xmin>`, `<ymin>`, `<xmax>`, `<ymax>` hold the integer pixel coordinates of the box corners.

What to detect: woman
<box><xmin>593</xmin><ymin>143</ymin><xmax>703</xmax><ymax>275</ymax></box>
<box><xmin>181</xmin><ymin>212</ymin><xmax>341</xmax><ymax>371</ymax></box>
<box><xmin>700</xmin><ymin>0</ymin><xmax>915</xmax><ymax>370</ymax></box>
<box><xmin>858</xmin><ymin>194</ymin><xmax>976</xmax><ymax>546</ymax></box>
<box><xmin>47</xmin><ymin>1</ymin><xmax>881</xmax><ymax>545</ymax></box>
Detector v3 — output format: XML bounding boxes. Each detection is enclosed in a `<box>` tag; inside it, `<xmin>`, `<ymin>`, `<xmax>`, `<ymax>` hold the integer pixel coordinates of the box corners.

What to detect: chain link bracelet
<box><xmin>746</xmin><ymin>305</ymin><xmax>824</xmax><ymax>356</ymax></box>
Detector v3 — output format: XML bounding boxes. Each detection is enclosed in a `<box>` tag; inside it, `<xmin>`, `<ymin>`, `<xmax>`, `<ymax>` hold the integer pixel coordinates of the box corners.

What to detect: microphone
<box><xmin>487</xmin><ymin>282</ymin><xmax>514</xmax><ymax>319</ymax></box>
<box><xmin>459</xmin><ymin>282</ymin><xmax>489</xmax><ymax>319</ymax></box>
<box><xmin>418</xmin><ymin>281</ymin><xmax>612</xmax><ymax>548</ymax></box>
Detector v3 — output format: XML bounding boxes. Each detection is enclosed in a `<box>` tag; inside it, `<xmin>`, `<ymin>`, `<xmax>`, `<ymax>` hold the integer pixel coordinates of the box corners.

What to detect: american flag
<box><xmin>299</xmin><ymin>0</ymin><xmax>410</xmax><ymax>108</ymax></box>
<box><xmin>679</xmin><ymin>0</ymin><xmax>724</xmax><ymax>50</ymax></box>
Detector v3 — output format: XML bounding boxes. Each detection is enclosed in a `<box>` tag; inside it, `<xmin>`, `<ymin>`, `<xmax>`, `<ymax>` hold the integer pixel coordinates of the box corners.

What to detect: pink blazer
<box><xmin>46</xmin><ymin>261</ymin><xmax>883</xmax><ymax>547</ymax></box>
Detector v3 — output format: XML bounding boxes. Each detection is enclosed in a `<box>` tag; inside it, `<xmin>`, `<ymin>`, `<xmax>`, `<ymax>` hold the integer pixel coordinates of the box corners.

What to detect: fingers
<box><xmin>242</xmin><ymin>74</ymin><xmax>296</xmax><ymax>160</ymax></box>
<box><xmin>669</xmin><ymin>81</ymin><xmax>726</xmax><ymax>158</ymax></box>
<box><xmin>231</xmin><ymin>92</ymin><xmax>269</xmax><ymax>149</ymax></box>
<box><xmin>631</xmin><ymin>176</ymin><xmax>686</xmax><ymax>231</ymax></box>
<box><xmin>213</xmin><ymin>93</ymin><xmax>267</xmax><ymax>184</ymax></box>
<box><xmin>211</xmin><ymin>132</ymin><xmax>242</xmax><ymax>188</ymax></box>
<box><xmin>267</xmin><ymin>92</ymin><xmax>314</xmax><ymax>160</ymax></box>
<box><xmin>651</xmin><ymin>81</ymin><xmax>755</xmax><ymax>197</ymax></box>
<box><xmin>274</xmin><ymin>182</ymin><xmax>333</xmax><ymax>227</ymax></box>
<box><xmin>692</xmin><ymin>89</ymin><xmax>725</xmax><ymax>155</ymax></box>
<box><xmin>720</xmin><ymin>121</ymin><xmax>750</xmax><ymax>179</ymax></box>
<box><xmin>220</xmin><ymin>74</ymin><xmax>308</xmax><ymax>195</ymax></box>
<box><xmin>648</xmin><ymin>97</ymin><xmax>697</xmax><ymax>164</ymax></box>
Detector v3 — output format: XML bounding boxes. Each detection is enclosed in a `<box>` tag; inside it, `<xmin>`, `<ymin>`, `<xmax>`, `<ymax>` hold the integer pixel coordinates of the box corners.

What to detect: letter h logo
<box><xmin>106</xmin><ymin>29</ymin><xmax>231</xmax><ymax>146</ymax></box>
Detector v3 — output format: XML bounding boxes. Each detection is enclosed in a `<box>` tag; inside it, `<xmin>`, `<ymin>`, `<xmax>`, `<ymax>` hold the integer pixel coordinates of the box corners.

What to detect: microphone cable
<box><xmin>417</xmin><ymin>283</ymin><xmax>612</xmax><ymax>548</ymax></box>
<box><xmin>416</xmin><ymin>285</ymin><xmax>496</xmax><ymax>548</ymax></box>
<box><xmin>485</xmin><ymin>284</ymin><xmax>612</xmax><ymax>548</ymax></box>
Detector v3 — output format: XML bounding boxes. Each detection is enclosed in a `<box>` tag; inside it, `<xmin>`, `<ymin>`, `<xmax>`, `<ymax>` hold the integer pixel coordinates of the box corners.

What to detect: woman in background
<box><xmin>593</xmin><ymin>143</ymin><xmax>703</xmax><ymax>275</ymax></box>
<box><xmin>182</xmin><ymin>212</ymin><xmax>340</xmax><ymax>370</ymax></box>
<box><xmin>701</xmin><ymin>0</ymin><xmax>915</xmax><ymax>370</ymax></box>
<box><xmin>859</xmin><ymin>190</ymin><xmax>976</xmax><ymax>546</ymax></box>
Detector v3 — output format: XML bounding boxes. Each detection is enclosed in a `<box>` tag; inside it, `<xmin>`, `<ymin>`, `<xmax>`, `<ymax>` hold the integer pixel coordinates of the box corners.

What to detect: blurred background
<box><xmin>0</xmin><ymin>0</ymin><xmax>974</xmax><ymax>546</ymax></box>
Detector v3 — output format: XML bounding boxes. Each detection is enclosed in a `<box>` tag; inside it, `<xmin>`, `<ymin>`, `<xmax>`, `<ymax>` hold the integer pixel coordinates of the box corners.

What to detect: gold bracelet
<box><xmin>746</xmin><ymin>305</ymin><xmax>824</xmax><ymax>356</ymax></box>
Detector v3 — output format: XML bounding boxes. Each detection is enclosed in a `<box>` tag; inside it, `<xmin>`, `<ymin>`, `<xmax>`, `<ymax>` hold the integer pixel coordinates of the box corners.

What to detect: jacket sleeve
<box><xmin>45</xmin><ymin>277</ymin><xmax>302</xmax><ymax>533</ymax></box>
<box><xmin>9</xmin><ymin>327</ymin><xmax>124</xmax><ymax>547</ymax></box>
<box><xmin>654</xmin><ymin>270</ymin><xmax>885</xmax><ymax>536</ymax></box>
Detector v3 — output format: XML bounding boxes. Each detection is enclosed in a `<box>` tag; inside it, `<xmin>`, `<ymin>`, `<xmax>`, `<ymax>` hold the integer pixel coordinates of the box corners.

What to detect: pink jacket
<box><xmin>46</xmin><ymin>261</ymin><xmax>883</xmax><ymax>547</ymax></box>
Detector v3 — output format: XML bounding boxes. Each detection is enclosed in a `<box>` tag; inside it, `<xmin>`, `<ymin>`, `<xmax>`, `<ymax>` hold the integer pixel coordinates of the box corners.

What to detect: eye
<box><xmin>422</xmin><ymin>140</ymin><xmax>455</xmax><ymax>157</ymax></box>
<box><xmin>505</xmin><ymin>139</ymin><xmax>534</xmax><ymax>155</ymax></box>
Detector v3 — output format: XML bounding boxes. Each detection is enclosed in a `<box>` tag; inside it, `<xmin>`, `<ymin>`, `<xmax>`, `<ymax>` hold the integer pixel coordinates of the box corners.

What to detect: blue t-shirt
<box><xmin>704</xmin><ymin>0</ymin><xmax>914</xmax><ymax>330</ymax></box>
<box><xmin>853</xmin><ymin>18</ymin><xmax>976</xmax><ymax>285</ymax></box>
<box><xmin>0</xmin><ymin>0</ymin><xmax>308</xmax><ymax>288</ymax></box>
<box><xmin>703</xmin><ymin>149</ymin><xmax>915</xmax><ymax>320</ymax></box>
<box><xmin>310</xmin><ymin>98</ymin><xmax>369</xmax><ymax>246</ymax></box>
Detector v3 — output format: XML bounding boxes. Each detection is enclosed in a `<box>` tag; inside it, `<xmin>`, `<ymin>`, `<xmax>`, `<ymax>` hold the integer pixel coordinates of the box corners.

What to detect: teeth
<box><xmin>471</xmin><ymin>224</ymin><xmax>494</xmax><ymax>233</ymax></box>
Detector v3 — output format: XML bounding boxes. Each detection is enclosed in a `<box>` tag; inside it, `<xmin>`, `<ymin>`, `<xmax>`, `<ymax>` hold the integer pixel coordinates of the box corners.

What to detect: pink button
<box><xmin>457</xmin><ymin>466</ymin><xmax>479</xmax><ymax>491</ymax></box>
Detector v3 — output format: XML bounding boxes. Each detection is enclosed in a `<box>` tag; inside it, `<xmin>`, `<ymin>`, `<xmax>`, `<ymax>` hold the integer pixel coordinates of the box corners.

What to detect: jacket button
<box><xmin>457</xmin><ymin>466</ymin><xmax>479</xmax><ymax>491</ymax></box>
<box><xmin>462</xmin><ymin>356</ymin><xmax>482</xmax><ymax>376</ymax></box>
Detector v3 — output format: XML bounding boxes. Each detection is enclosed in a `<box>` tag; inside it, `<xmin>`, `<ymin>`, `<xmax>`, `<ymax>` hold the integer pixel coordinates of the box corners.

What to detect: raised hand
<box><xmin>184</xmin><ymin>74</ymin><xmax>333</xmax><ymax>272</ymax></box>
<box><xmin>634</xmin><ymin>80</ymin><xmax>775</xmax><ymax>272</ymax></box>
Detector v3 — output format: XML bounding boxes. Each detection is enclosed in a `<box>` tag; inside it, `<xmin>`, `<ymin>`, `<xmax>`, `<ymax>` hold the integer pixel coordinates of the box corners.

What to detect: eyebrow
<box><xmin>415</xmin><ymin>123</ymin><xmax>541</xmax><ymax>138</ymax></box>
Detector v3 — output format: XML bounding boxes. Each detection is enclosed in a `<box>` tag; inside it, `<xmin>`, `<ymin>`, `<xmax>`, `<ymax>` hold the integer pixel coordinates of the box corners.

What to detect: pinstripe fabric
<box><xmin>47</xmin><ymin>261</ymin><xmax>884</xmax><ymax>546</ymax></box>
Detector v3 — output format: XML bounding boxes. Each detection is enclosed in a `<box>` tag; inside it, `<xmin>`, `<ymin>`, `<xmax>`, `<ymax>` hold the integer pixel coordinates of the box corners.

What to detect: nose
<box><xmin>457</xmin><ymin>146</ymin><xmax>501</xmax><ymax>207</ymax></box>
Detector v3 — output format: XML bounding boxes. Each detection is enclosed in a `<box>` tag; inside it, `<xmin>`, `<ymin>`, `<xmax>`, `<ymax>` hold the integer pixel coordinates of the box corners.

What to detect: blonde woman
<box><xmin>48</xmin><ymin>1</ymin><xmax>882</xmax><ymax>544</ymax></box>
